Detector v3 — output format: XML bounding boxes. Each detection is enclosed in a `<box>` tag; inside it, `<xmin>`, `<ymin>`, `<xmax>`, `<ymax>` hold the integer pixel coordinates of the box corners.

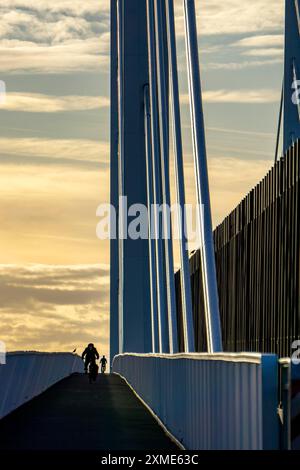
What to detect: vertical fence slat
<box><xmin>176</xmin><ymin>141</ymin><xmax>300</xmax><ymax>356</ymax></box>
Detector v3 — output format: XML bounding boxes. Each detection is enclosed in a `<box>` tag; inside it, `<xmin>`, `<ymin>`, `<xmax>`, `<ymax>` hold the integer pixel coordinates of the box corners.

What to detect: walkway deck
<box><xmin>0</xmin><ymin>374</ymin><xmax>177</xmax><ymax>451</ymax></box>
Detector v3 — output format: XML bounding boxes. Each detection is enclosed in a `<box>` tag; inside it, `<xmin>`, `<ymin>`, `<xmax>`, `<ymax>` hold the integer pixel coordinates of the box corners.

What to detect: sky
<box><xmin>0</xmin><ymin>0</ymin><xmax>285</xmax><ymax>358</ymax></box>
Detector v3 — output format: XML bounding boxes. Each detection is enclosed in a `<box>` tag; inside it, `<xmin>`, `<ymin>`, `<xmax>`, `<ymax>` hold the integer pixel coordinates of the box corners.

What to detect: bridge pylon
<box><xmin>284</xmin><ymin>0</ymin><xmax>300</xmax><ymax>152</ymax></box>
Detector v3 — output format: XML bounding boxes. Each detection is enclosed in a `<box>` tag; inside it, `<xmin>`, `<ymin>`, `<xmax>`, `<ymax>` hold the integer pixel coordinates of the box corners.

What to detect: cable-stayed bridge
<box><xmin>1</xmin><ymin>0</ymin><xmax>300</xmax><ymax>452</ymax></box>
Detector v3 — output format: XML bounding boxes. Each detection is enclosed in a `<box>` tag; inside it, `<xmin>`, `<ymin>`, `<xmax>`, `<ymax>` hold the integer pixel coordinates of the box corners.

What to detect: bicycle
<box><xmin>88</xmin><ymin>360</ymin><xmax>99</xmax><ymax>384</ymax></box>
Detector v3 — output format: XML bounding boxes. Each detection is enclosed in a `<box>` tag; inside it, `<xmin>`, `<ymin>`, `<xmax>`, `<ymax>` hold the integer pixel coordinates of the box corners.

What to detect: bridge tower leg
<box><xmin>110</xmin><ymin>0</ymin><xmax>152</xmax><ymax>357</ymax></box>
<box><xmin>111</xmin><ymin>0</ymin><xmax>221</xmax><ymax>358</ymax></box>
<box><xmin>110</xmin><ymin>0</ymin><xmax>119</xmax><ymax>362</ymax></box>
<box><xmin>284</xmin><ymin>0</ymin><xmax>300</xmax><ymax>152</ymax></box>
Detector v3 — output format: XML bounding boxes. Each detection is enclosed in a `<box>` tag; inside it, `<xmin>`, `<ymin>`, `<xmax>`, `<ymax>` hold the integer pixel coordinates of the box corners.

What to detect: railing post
<box><xmin>279</xmin><ymin>360</ymin><xmax>291</xmax><ymax>449</ymax></box>
<box><xmin>261</xmin><ymin>355</ymin><xmax>280</xmax><ymax>449</ymax></box>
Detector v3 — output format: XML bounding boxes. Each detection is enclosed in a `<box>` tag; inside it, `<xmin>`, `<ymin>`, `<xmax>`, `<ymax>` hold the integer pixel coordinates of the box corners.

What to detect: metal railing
<box><xmin>113</xmin><ymin>352</ymin><xmax>280</xmax><ymax>450</ymax></box>
<box><xmin>175</xmin><ymin>140</ymin><xmax>300</xmax><ymax>356</ymax></box>
<box><xmin>0</xmin><ymin>352</ymin><xmax>83</xmax><ymax>419</ymax></box>
<box><xmin>278</xmin><ymin>358</ymin><xmax>300</xmax><ymax>450</ymax></box>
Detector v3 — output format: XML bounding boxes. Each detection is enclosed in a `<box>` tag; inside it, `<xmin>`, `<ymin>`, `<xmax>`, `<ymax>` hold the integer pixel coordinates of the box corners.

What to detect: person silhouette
<box><xmin>100</xmin><ymin>355</ymin><xmax>107</xmax><ymax>373</ymax></box>
<box><xmin>81</xmin><ymin>343</ymin><xmax>99</xmax><ymax>373</ymax></box>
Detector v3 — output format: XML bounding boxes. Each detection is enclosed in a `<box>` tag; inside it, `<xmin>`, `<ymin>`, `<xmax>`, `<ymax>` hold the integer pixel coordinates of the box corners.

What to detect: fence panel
<box><xmin>0</xmin><ymin>352</ymin><xmax>83</xmax><ymax>419</ymax></box>
<box><xmin>113</xmin><ymin>353</ymin><xmax>279</xmax><ymax>450</ymax></box>
<box><xmin>175</xmin><ymin>141</ymin><xmax>300</xmax><ymax>356</ymax></box>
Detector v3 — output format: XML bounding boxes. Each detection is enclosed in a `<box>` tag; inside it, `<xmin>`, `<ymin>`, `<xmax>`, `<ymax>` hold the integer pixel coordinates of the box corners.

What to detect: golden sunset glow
<box><xmin>0</xmin><ymin>0</ymin><xmax>283</xmax><ymax>360</ymax></box>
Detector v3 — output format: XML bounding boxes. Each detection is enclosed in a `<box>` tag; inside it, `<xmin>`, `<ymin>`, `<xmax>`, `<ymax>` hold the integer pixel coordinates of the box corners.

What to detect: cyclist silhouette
<box><xmin>81</xmin><ymin>343</ymin><xmax>99</xmax><ymax>373</ymax></box>
<box><xmin>100</xmin><ymin>355</ymin><xmax>107</xmax><ymax>373</ymax></box>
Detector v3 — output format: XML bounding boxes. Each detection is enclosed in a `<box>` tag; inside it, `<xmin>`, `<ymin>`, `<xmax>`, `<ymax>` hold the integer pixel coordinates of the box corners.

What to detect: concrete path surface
<box><xmin>0</xmin><ymin>374</ymin><xmax>178</xmax><ymax>451</ymax></box>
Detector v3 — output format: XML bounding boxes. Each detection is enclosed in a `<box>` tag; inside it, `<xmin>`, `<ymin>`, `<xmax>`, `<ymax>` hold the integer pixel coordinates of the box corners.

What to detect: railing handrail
<box><xmin>113</xmin><ymin>352</ymin><xmax>266</xmax><ymax>364</ymax></box>
<box><xmin>6</xmin><ymin>352</ymin><xmax>79</xmax><ymax>357</ymax></box>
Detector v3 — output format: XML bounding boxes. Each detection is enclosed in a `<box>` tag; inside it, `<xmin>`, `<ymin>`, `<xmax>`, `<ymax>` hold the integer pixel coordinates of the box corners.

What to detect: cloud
<box><xmin>206</xmin><ymin>126</ymin><xmax>275</xmax><ymax>139</ymax></box>
<box><xmin>0</xmin><ymin>0</ymin><xmax>109</xmax><ymax>18</ymax></box>
<box><xmin>181</xmin><ymin>89</ymin><xmax>280</xmax><ymax>104</ymax></box>
<box><xmin>0</xmin><ymin>263</ymin><xmax>109</xmax><ymax>290</ymax></box>
<box><xmin>0</xmin><ymin>263</ymin><xmax>110</xmax><ymax>355</ymax></box>
<box><xmin>1</xmin><ymin>0</ymin><xmax>283</xmax><ymax>42</ymax></box>
<box><xmin>242</xmin><ymin>48</ymin><xmax>283</xmax><ymax>58</ymax></box>
<box><xmin>0</xmin><ymin>263</ymin><xmax>109</xmax><ymax>308</ymax></box>
<box><xmin>0</xmin><ymin>152</ymin><xmax>110</xmax><ymax>273</ymax></box>
<box><xmin>232</xmin><ymin>34</ymin><xmax>284</xmax><ymax>48</ymax></box>
<box><xmin>1</xmin><ymin>93</ymin><xmax>109</xmax><ymax>112</ymax></box>
<box><xmin>175</xmin><ymin>0</ymin><xmax>284</xmax><ymax>36</ymax></box>
<box><xmin>0</xmin><ymin>37</ymin><xmax>109</xmax><ymax>73</ymax></box>
<box><xmin>202</xmin><ymin>58</ymin><xmax>282</xmax><ymax>70</ymax></box>
<box><xmin>0</xmin><ymin>136</ymin><xmax>109</xmax><ymax>166</ymax></box>
<box><xmin>0</xmin><ymin>1</ymin><xmax>109</xmax><ymax>44</ymax></box>
<box><xmin>0</xmin><ymin>0</ymin><xmax>110</xmax><ymax>73</ymax></box>
<box><xmin>229</xmin><ymin>34</ymin><xmax>284</xmax><ymax>59</ymax></box>
<box><xmin>0</xmin><ymin>0</ymin><xmax>284</xmax><ymax>73</ymax></box>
